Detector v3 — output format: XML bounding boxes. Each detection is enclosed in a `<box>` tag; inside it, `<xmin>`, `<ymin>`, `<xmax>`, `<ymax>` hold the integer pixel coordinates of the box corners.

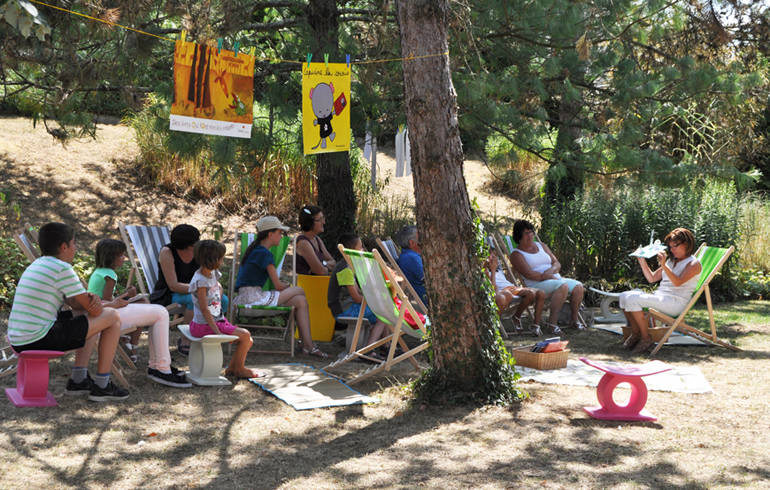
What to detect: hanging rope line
<box><xmin>27</xmin><ymin>0</ymin><xmax>449</xmax><ymax>65</ymax></box>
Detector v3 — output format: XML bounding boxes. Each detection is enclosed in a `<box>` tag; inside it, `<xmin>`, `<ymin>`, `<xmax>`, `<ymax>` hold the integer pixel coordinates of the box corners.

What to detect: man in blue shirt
<box><xmin>396</xmin><ymin>225</ymin><xmax>428</xmax><ymax>306</ymax></box>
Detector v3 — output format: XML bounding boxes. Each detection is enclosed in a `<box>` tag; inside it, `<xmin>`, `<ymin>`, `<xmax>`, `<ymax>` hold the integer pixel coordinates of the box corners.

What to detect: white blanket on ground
<box><xmin>516</xmin><ymin>359</ymin><xmax>712</xmax><ymax>394</ymax></box>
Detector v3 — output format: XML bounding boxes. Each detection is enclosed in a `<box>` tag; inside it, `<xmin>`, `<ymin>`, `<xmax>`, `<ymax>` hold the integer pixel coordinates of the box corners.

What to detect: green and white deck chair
<box><xmin>496</xmin><ymin>231</ymin><xmax>589</xmax><ymax>327</ymax></box>
<box><xmin>324</xmin><ymin>245</ymin><xmax>429</xmax><ymax>385</ymax></box>
<box><xmin>119</xmin><ymin>223</ymin><xmax>185</xmax><ymax>325</ymax></box>
<box><xmin>486</xmin><ymin>235</ymin><xmax>529</xmax><ymax>338</ymax></box>
<box><xmin>375</xmin><ymin>237</ymin><xmax>428</xmax><ymax>315</ymax></box>
<box><xmin>227</xmin><ymin>232</ymin><xmax>296</xmax><ymax>356</ymax></box>
<box><xmin>649</xmin><ymin>244</ymin><xmax>740</xmax><ymax>356</ymax></box>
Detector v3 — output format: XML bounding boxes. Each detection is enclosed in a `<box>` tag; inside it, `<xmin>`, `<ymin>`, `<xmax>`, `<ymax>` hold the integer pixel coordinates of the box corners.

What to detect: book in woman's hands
<box><xmin>629</xmin><ymin>240</ymin><xmax>667</xmax><ymax>259</ymax></box>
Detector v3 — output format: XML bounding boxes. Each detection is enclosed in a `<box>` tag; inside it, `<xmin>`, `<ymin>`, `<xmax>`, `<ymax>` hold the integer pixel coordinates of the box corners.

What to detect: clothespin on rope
<box><xmin>249</xmin><ymin>47</ymin><xmax>255</xmax><ymax>58</ymax></box>
<box><xmin>346</xmin><ymin>54</ymin><xmax>350</xmax><ymax>68</ymax></box>
<box><xmin>180</xmin><ymin>30</ymin><xmax>187</xmax><ymax>43</ymax></box>
<box><xmin>233</xmin><ymin>41</ymin><xmax>240</xmax><ymax>57</ymax></box>
<box><xmin>307</xmin><ymin>53</ymin><xmax>312</xmax><ymax>67</ymax></box>
<box><xmin>324</xmin><ymin>53</ymin><xmax>329</xmax><ymax>70</ymax></box>
<box><xmin>217</xmin><ymin>38</ymin><xmax>223</xmax><ymax>54</ymax></box>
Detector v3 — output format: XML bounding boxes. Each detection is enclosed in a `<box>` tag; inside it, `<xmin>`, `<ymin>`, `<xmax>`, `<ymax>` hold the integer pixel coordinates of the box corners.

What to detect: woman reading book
<box><xmin>619</xmin><ymin>227</ymin><xmax>702</xmax><ymax>353</ymax></box>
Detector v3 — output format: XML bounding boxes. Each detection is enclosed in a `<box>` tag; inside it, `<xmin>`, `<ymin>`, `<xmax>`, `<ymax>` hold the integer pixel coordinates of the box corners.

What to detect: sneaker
<box><xmin>65</xmin><ymin>374</ymin><xmax>93</xmax><ymax>396</ymax></box>
<box><xmin>88</xmin><ymin>381</ymin><xmax>129</xmax><ymax>402</ymax></box>
<box><xmin>147</xmin><ymin>368</ymin><xmax>192</xmax><ymax>388</ymax></box>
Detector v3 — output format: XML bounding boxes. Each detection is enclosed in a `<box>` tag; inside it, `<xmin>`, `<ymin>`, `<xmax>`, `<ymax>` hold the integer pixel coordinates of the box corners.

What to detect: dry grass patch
<box><xmin>1</xmin><ymin>302</ymin><xmax>768</xmax><ymax>488</ymax></box>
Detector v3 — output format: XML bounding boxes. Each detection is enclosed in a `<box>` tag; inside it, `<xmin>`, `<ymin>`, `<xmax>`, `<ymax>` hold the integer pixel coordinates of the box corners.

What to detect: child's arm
<box><xmin>102</xmin><ymin>277</ymin><xmax>116</xmax><ymax>301</ymax></box>
<box><xmin>71</xmin><ymin>292</ymin><xmax>104</xmax><ymax>317</ymax></box>
<box><xmin>195</xmin><ymin>286</ymin><xmax>222</xmax><ymax>334</ymax></box>
<box><xmin>346</xmin><ymin>284</ymin><xmax>364</xmax><ymax>304</ymax></box>
<box><xmin>266</xmin><ymin>264</ymin><xmax>290</xmax><ymax>291</ymax></box>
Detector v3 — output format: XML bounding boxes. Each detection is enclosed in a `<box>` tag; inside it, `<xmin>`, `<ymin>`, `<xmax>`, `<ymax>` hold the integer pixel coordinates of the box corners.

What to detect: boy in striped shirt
<box><xmin>8</xmin><ymin>222</ymin><xmax>129</xmax><ymax>401</ymax></box>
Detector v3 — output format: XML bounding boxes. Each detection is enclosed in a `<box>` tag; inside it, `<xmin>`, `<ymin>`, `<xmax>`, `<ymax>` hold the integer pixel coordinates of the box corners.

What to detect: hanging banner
<box><xmin>302</xmin><ymin>62</ymin><xmax>351</xmax><ymax>155</ymax></box>
<box><xmin>170</xmin><ymin>40</ymin><xmax>254</xmax><ymax>138</ymax></box>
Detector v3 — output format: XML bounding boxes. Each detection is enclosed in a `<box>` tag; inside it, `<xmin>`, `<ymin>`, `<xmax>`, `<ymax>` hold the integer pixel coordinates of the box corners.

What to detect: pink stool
<box><xmin>579</xmin><ymin>357</ymin><xmax>671</xmax><ymax>421</ymax></box>
<box><xmin>5</xmin><ymin>350</ymin><xmax>66</xmax><ymax>407</ymax></box>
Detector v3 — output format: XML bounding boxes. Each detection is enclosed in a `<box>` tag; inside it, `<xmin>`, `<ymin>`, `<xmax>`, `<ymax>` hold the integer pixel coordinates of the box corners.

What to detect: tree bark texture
<box><xmin>397</xmin><ymin>0</ymin><xmax>502</xmax><ymax>392</ymax></box>
<box><xmin>307</xmin><ymin>0</ymin><xmax>356</xmax><ymax>253</ymax></box>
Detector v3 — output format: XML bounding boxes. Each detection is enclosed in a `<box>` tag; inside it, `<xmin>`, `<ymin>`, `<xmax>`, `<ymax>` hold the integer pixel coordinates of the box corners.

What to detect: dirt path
<box><xmin>0</xmin><ymin>116</ymin><xmax>521</xmax><ymax>247</ymax></box>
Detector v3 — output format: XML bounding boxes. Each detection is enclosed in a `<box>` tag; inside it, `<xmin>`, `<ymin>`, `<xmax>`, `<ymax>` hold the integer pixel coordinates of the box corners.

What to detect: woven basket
<box><xmin>621</xmin><ymin>326</ymin><xmax>669</xmax><ymax>342</ymax></box>
<box><xmin>511</xmin><ymin>345</ymin><xmax>569</xmax><ymax>370</ymax></box>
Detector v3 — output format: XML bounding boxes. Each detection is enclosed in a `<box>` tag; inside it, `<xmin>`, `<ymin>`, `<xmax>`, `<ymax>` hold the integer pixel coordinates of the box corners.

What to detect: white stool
<box><xmin>588</xmin><ymin>288</ymin><xmax>626</xmax><ymax>323</ymax></box>
<box><xmin>177</xmin><ymin>325</ymin><xmax>238</xmax><ymax>386</ymax></box>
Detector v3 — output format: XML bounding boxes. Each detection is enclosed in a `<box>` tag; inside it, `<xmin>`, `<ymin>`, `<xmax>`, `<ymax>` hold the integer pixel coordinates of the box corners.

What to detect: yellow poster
<box><xmin>170</xmin><ymin>40</ymin><xmax>254</xmax><ymax>138</ymax></box>
<box><xmin>302</xmin><ymin>62</ymin><xmax>351</xmax><ymax>154</ymax></box>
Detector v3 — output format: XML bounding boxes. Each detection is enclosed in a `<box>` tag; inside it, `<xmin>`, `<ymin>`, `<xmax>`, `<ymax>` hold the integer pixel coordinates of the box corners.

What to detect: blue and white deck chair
<box><xmin>324</xmin><ymin>245</ymin><xmax>429</xmax><ymax>385</ymax></box>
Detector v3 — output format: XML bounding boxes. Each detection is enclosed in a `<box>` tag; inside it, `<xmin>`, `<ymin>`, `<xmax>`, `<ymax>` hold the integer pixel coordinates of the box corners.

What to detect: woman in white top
<box><xmin>509</xmin><ymin>220</ymin><xmax>586</xmax><ymax>335</ymax></box>
<box><xmin>620</xmin><ymin>227</ymin><xmax>702</xmax><ymax>353</ymax></box>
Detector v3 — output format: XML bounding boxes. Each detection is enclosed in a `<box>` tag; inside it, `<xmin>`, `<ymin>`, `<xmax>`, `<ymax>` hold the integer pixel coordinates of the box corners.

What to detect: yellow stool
<box><xmin>295</xmin><ymin>274</ymin><xmax>335</xmax><ymax>342</ymax></box>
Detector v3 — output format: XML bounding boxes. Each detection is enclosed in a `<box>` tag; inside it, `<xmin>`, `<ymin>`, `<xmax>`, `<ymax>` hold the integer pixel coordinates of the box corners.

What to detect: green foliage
<box><xmin>127</xmin><ymin>93</ymin><xmax>315</xmax><ymax>215</ymax></box>
<box><xmin>0</xmin><ymin>236</ymin><xmax>29</xmax><ymax>309</ymax></box>
<box><xmin>539</xmin><ymin>179</ymin><xmax>742</xmax><ymax>300</ymax></box>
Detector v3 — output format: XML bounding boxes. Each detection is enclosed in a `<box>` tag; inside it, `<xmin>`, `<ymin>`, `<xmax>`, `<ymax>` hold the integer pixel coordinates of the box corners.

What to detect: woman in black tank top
<box><xmin>296</xmin><ymin>205</ymin><xmax>336</xmax><ymax>275</ymax></box>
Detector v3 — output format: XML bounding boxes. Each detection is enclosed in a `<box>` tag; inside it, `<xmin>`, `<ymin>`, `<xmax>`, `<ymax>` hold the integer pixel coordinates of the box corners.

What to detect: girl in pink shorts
<box><xmin>189</xmin><ymin>240</ymin><xmax>260</xmax><ymax>378</ymax></box>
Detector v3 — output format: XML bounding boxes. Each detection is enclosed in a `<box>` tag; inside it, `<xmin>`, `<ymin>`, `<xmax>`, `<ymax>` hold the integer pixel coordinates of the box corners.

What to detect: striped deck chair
<box><xmin>375</xmin><ymin>237</ymin><xmax>428</xmax><ymax>315</ymax></box>
<box><xmin>649</xmin><ymin>244</ymin><xmax>740</xmax><ymax>356</ymax></box>
<box><xmin>324</xmin><ymin>245</ymin><xmax>429</xmax><ymax>385</ymax></box>
<box><xmin>119</xmin><ymin>224</ymin><xmax>185</xmax><ymax>325</ymax></box>
<box><xmin>227</xmin><ymin>232</ymin><xmax>296</xmax><ymax>356</ymax></box>
<box><xmin>487</xmin><ymin>235</ymin><xmax>530</xmax><ymax>337</ymax></box>
<box><xmin>12</xmin><ymin>225</ymin><xmax>132</xmax><ymax>387</ymax></box>
<box><xmin>497</xmin><ymin>232</ymin><xmax>589</xmax><ymax>327</ymax></box>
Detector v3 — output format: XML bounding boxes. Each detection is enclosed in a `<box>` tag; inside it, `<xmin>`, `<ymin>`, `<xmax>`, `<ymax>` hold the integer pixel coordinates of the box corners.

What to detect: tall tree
<box><xmin>396</xmin><ymin>0</ymin><xmax>520</xmax><ymax>404</ymax></box>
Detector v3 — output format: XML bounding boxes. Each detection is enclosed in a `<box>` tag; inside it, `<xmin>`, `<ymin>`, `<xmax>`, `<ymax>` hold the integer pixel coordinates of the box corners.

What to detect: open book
<box><xmin>630</xmin><ymin>231</ymin><xmax>667</xmax><ymax>258</ymax></box>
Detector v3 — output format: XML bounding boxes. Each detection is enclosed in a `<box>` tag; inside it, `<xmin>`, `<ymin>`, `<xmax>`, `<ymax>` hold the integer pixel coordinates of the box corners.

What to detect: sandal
<box><xmin>529</xmin><ymin>324</ymin><xmax>543</xmax><ymax>337</ymax></box>
<box><xmin>302</xmin><ymin>346</ymin><xmax>329</xmax><ymax>359</ymax></box>
<box><xmin>176</xmin><ymin>337</ymin><xmax>190</xmax><ymax>356</ymax></box>
<box><xmin>545</xmin><ymin>322</ymin><xmax>563</xmax><ymax>336</ymax></box>
<box><xmin>570</xmin><ymin>321</ymin><xmax>586</xmax><ymax>331</ymax></box>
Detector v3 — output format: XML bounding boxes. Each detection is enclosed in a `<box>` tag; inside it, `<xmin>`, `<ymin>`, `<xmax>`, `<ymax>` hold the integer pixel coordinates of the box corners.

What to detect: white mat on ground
<box><xmin>591</xmin><ymin>323</ymin><xmax>706</xmax><ymax>345</ymax></box>
<box><xmin>249</xmin><ymin>363</ymin><xmax>379</xmax><ymax>410</ymax></box>
<box><xmin>516</xmin><ymin>359</ymin><xmax>712</xmax><ymax>393</ymax></box>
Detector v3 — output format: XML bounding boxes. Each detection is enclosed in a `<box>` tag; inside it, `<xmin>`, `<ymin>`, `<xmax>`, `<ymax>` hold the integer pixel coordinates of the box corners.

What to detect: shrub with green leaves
<box><xmin>0</xmin><ymin>236</ymin><xmax>30</xmax><ymax>309</ymax></box>
<box><xmin>538</xmin><ymin>179</ymin><xmax>741</xmax><ymax>300</ymax></box>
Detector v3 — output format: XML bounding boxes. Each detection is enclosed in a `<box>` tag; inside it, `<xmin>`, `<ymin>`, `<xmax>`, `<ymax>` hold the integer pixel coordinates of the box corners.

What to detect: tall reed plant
<box><xmin>538</xmin><ymin>179</ymin><xmax>742</xmax><ymax>299</ymax></box>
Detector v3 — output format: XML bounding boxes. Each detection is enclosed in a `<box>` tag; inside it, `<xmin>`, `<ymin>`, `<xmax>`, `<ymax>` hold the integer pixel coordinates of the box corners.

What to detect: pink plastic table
<box><xmin>579</xmin><ymin>357</ymin><xmax>672</xmax><ymax>421</ymax></box>
<box><xmin>5</xmin><ymin>350</ymin><xmax>66</xmax><ymax>407</ymax></box>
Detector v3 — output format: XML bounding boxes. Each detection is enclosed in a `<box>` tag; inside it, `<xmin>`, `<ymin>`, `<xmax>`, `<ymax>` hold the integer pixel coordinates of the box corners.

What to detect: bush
<box><xmin>0</xmin><ymin>236</ymin><xmax>30</xmax><ymax>309</ymax></box>
<box><xmin>538</xmin><ymin>179</ymin><xmax>742</xmax><ymax>300</ymax></box>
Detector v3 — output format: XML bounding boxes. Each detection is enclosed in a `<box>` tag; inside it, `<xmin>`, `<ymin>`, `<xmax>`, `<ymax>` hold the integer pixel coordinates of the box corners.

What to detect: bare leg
<box><xmin>179</xmin><ymin>308</ymin><xmax>194</xmax><ymax>348</ymax></box>
<box><xmin>225</xmin><ymin>327</ymin><xmax>258</xmax><ymax>378</ymax></box>
<box><xmin>533</xmin><ymin>289</ymin><xmax>545</xmax><ymax>325</ymax></box>
<box><xmin>548</xmin><ymin>284</ymin><xmax>569</xmax><ymax>325</ymax></box>
<box><xmin>278</xmin><ymin>287</ymin><xmax>314</xmax><ymax>349</ymax></box>
<box><xmin>570</xmin><ymin>284</ymin><xmax>585</xmax><ymax>324</ymax></box>
<box><xmin>511</xmin><ymin>288</ymin><xmax>534</xmax><ymax>319</ymax></box>
<box><xmin>366</xmin><ymin>320</ymin><xmax>386</xmax><ymax>346</ymax></box>
<box><xmin>85</xmin><ymin>308</ymin><xmax>122</xmax><ymax>374</ymax></box>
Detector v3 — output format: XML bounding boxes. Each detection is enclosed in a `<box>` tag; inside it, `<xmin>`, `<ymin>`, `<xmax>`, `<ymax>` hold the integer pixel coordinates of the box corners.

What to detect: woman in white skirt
<box><xmin>233</xmin><ymin>216</ymin><xmax>328</xmax><ymax>358</ymax></box>
<box><xmin>620</xmin><ymin>228</ymin><xmax>702</xmax><ymax>353</ymax></box>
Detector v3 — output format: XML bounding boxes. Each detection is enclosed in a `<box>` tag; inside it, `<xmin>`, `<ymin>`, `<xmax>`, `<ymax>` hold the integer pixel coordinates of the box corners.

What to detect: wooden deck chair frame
<box><xmin>12</xmin><ymin>225</ymin><xmax>132</xmax><ymax>387</ymax></box>
<box><xmin>227</xmin><ymin>232</ymin><xmax>296</xmax><ymax>356</ymax></box>
<box><xmin>496</xmin><ymin>231</ymin><xmax>589</xmax><ymax>327</ymax></box>
<box><xmin>324</xmin><ymin>245</ymin><xmax>429</xmax><ymax>385</ymax></box>
<box><xmin>375</xmin><ymin>237</ymin><xmax>428</xmax><ymax>315</ymax></box>
<box><xmin>649</xmin><ymin>244</ymin><xmax>740</xmax><ymax>356</ymax></box>
<box><xmin>119</xmin><ymin>223</ymin><xmax>185</xmax><ymax>326</ymax></box>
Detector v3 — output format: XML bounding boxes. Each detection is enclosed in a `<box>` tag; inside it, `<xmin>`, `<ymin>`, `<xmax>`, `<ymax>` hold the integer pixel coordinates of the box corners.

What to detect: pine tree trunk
<box><xmin>397</xmin><ymin>0</ymin><xmax>513</xmax><ymax>398</ymax></box>
<box><xmin>307</xmin><ymin>0</ymin><xmax>356</xmax><ymax>253</ymax></box>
